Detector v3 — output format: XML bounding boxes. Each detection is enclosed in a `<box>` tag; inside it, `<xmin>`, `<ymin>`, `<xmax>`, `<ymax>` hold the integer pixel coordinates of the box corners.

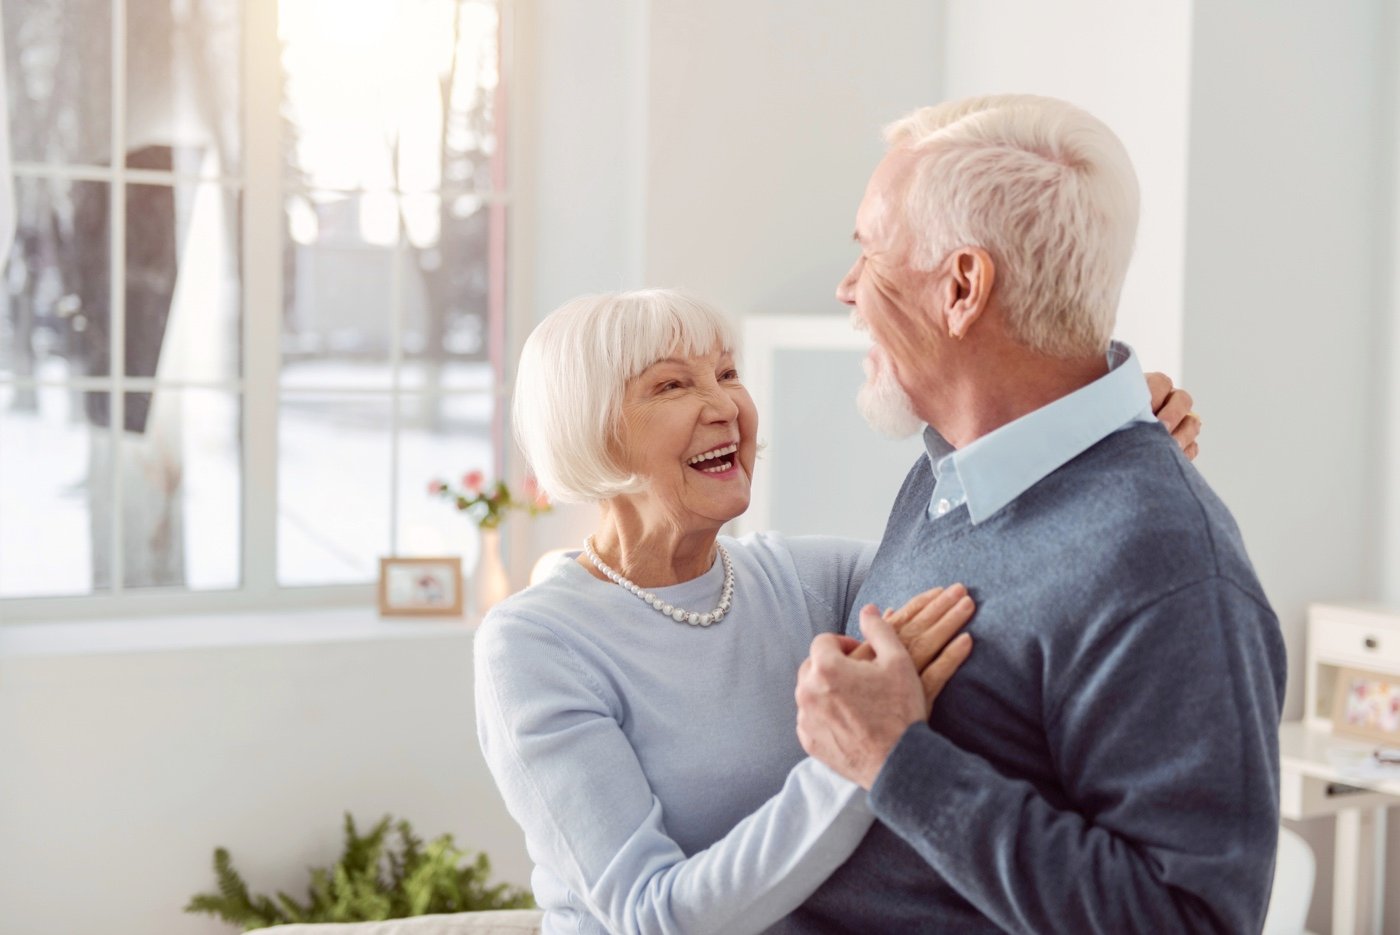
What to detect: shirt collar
<box><xmin>923</xmin><ymin>341</ymin><xmax>1155</xmax><ymax>524</ymax></box>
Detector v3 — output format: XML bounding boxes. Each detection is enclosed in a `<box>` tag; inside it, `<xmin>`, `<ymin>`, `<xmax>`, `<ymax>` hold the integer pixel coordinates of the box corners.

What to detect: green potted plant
<box><xmin>185</xmin><ymin>813</ymin><xmax>533</xmax><ymax>930</ymax></box>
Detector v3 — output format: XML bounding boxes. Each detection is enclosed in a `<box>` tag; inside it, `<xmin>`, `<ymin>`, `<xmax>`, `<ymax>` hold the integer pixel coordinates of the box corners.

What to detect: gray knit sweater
<box><xmin>785</xmin><ymin>422</ymin><xmax>1287</xmax><ymax>934</ymax></box>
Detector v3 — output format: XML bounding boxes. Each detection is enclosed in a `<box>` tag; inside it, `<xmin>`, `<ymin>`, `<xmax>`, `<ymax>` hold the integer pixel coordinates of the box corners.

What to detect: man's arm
<box><xmin>797</xmin><ymin>577</ymin><xmax>1286</xmax><ymax>935</ymax></box>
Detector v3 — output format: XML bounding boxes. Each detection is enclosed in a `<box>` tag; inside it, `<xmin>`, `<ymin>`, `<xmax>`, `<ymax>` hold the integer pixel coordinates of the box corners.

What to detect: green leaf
<box><xmin>186</xmin><ymin>813</ymin><xmax>534</xmax><ymax>924</ymax></box>
<box><xmin>276</xmin><ymin>890</ymin><xmax>310</xmax><ymax>923</ymax></box>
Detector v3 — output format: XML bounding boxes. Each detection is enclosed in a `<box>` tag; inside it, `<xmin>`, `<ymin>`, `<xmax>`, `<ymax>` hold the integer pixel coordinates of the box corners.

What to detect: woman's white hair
<box><xmin>883</xmin><ymin>94</ymin><xmax>1139</xmax><ymax>358</ymax></box>
<box><xmin>513</xmin><ymin>289</ymin><xmax>738</xmax><ymax>503</ymax></box>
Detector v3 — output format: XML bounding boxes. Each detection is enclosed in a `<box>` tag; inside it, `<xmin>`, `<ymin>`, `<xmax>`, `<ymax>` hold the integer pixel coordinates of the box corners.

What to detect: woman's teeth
<box><xmin>686</xmin><ymin>442</ymin><xmax>738</xmax><ymax>474</ymax></box>
<box><xmin>686</xmin><ymin>443</ymin><xmax>738</xmax><ymax>466</ymax></box>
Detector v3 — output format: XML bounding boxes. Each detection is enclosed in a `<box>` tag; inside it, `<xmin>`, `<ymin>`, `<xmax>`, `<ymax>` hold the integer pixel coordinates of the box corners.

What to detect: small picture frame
<box><xmin>1331</xmin><ymin>666</ymin><xmax>1400</xmax><ymax>744</ymax></box>
<box><xmin>378</xmin><ymin>557</ymin><xmax>464</xmax><ymax>617</ymax></box>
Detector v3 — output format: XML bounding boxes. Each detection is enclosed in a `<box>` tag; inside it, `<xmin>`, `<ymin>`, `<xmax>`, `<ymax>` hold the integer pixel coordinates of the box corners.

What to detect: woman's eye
<box><xmin>721</xmin><ymin>369</ymin><xmax>740</xmax><ymax>381</ymax></box>
<box><xmin>658</xmin><ymin>381</ymin><xmax>683</xmax><ymax>392</ymax></box>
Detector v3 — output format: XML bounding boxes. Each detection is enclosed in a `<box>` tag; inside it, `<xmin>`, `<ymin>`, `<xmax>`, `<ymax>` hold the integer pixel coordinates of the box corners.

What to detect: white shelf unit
<box><xmin>1304</xmin><ymin>603</ymin><xmax>1400</xmax><ymax>732</ymax></box>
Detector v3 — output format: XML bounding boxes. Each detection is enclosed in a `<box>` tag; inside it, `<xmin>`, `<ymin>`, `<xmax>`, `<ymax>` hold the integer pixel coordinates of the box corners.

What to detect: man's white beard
<box><xmin>857</xmin><ymin>351</ymin><xmax>924</xmax><ymax>439</ymax></box>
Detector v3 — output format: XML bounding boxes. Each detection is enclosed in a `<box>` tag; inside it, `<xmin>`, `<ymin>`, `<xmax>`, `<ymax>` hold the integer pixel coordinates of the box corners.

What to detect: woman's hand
<box><xmin>847</xmin><ymin>585</ymin><xmax>975</xmax><ymax>715</ymax></box>
<box><xmin>1146</xmin><ymin>371</ymin><xmax>1201</xmax><ymax>460</ymax></box>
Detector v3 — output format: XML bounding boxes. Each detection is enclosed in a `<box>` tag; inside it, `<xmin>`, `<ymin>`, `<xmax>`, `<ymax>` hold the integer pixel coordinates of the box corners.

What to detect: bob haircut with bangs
<box><xmin>513</xmin><ymin>289</ymin><xmax>739</xmax><ymax>504</ymax></box>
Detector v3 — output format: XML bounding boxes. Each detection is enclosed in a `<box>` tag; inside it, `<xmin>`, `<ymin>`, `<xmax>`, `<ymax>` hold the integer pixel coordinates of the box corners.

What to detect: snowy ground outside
<box><xmin>0</xmin><ymin>362</ymin><xmax>494</xmax><ymax>599</ymax></box>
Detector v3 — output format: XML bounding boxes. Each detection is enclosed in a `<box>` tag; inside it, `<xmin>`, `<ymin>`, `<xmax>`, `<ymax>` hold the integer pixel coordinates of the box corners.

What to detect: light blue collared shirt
<box><xmin>925</xmin><ymin>342</ymin><xmax>1156</xmax><ymax>524</ymax></box>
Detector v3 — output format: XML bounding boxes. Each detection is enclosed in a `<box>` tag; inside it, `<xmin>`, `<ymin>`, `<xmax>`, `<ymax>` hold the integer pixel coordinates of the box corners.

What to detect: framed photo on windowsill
<box><xmin>1331</xmin><ymin>666</ymin><xmax>1400</xmax><ymax>744</ymax></box>
<box><xmin>378</xmin><ymin>557</ymin><xmax>464</xmax><ymax>617</ymax></box>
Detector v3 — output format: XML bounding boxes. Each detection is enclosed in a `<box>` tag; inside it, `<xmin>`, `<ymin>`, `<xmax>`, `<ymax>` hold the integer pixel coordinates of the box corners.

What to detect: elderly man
<box><xmin>789</xmin><ymin>95</ymin><xmax>1287</xmax><ymax>933</ymax></box>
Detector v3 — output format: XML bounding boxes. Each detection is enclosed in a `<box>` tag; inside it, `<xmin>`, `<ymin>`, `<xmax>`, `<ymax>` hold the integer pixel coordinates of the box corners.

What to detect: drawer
<box><xmin>1280</xmin><ymin>767</ymin><xmax>1400</xmax><ymax>820</ymax></box>
<box><xmin>1310</xmin><ymin>616</ymin><xmax>1400</xmax><ymax>671</ymax></box>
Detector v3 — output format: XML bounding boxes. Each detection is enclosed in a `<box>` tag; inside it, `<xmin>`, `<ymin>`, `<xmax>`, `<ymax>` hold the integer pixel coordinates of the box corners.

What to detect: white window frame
<box><xmin>2</xmin><ymin>0</ymin><xmax>525</xmax><ymax>623</ymax></box>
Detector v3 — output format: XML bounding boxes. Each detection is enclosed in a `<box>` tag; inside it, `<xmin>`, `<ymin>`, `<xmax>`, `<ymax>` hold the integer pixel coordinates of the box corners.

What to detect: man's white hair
<box><xmin>884</xmin><ymin>94</ymin><xmax>1139</xmax><ymax>358</ymax></box>
<box><xmin>513</xmin><ymin>289</ymin><xmax>738</xmax><ymax>503</ymax></box>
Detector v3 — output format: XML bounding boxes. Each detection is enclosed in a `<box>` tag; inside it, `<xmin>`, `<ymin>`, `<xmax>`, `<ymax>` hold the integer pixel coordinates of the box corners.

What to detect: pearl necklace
<box><xmin>582</xmin><ymin>537</ymin><xmax>734</xmax><ymax>627</ymax></box>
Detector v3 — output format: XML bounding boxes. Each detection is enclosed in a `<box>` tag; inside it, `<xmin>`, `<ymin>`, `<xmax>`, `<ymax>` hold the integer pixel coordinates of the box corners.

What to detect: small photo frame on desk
<box><xmin>378</xmin><ymin>557</ymin><xmax>463</xmax><ymax>617</ymax></box>
<box><xmin>1331</xmin><ymin>666</ymin><xmax>1400</xmax><ymax>744</ymax></box>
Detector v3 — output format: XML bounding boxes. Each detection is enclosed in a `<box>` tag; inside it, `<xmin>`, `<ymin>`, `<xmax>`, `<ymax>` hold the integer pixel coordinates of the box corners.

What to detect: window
<box><xmin>0</xmin><ymin>0</ymin><xmax>511</xmax><ymax>619</ymax></box>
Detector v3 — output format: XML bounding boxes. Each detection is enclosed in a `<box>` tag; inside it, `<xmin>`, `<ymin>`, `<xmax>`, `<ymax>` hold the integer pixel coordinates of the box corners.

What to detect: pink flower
<box><xmin>463</xmin><ymin>470</ymin><xmax>486</xmax><ymax>493</ymax></box>
<box><xmin>428</xmin><ymin>479</ymin><xmax>447</xmax><ymax>495</ymax></box>
<box><xmin>524</xmin><ymin>475</ymin><xmax>550</xmax><ymax>507</ymax></box>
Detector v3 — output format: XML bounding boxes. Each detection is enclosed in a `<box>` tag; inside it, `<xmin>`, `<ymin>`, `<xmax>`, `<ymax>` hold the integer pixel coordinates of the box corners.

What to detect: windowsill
<box><xmin>0</xmin><ymin>607</ymin><xmax>479</xmax><ymax>659</ymax></box>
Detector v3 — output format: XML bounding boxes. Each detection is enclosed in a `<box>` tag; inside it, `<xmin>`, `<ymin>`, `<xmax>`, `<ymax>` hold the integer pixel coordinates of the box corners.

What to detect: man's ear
<box><xmin>945</xmin><ymin>247</ymin><xmax>995</xmax><ymax>339</ymax></box>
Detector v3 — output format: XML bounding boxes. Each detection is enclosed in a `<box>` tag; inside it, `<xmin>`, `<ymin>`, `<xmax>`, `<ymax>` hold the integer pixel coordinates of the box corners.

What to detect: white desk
<box><xmin>1281</xmin><ymin>721</ymin><xmax>1400</xmax><ymax>800</ymax></box>
<box><xmin>1284</xmin><ymin>600</ymin><xmax>1400</xmax><ymax>935</ymax></box>
<box><xmin>1280</xmin><ymin>721</ymin><xmax>1398</xmax><ymax>935</ymax></box>
<box><xmin>1286</xmin><ymin>603</ymin><xmax>1400</xmax><ymax>935</ymax></box>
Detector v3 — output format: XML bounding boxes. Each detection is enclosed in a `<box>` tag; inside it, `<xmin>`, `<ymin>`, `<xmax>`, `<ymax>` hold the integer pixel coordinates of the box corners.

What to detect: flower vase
<box><xmin>474</xmin><ymin>527</ymin><xmax>512</xmax><ymax>616</ymax></box>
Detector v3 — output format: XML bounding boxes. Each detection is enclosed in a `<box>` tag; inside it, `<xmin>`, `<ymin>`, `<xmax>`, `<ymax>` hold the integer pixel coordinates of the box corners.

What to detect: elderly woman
<box><xmin>475</xmin><ymin>290</ymin><xmax>1196</xmax><ymax>935</ymax></box>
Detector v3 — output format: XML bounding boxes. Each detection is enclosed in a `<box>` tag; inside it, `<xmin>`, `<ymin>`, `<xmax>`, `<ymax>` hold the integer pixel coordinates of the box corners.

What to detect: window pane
<box><xmin>279</xmin><ymin>0</ymin><xmax>499</xmax><ymax>193</ymax></box>
<box><xmin>278</xmin><ymin>393</ymin><xmax>391</xmax><ymax>585</ymax></box>
<box><xmin>120</xmin><ymin>389</ymin><xmax>241</xmax><ymax>590</ymax></box>
<box><xmin>126</xmin><ymin>182</ymin><xmax>242</xmax><ymax>386</ymax></box>
<box><xmin>396</xmin><ymin>392</ymin><xmax>493</xmax><ymax>567</ymax></box>
<box><xmin>399</xmin><ymin>197</ymin><xmax>496</xmax><ymax>392</ymax></box>
<box><xmin>3</xmin><ymin>0</ymin><xmax>112</xmax><ymax>166</ymax></box>
<box><xmin>282</xmin><ymin>190</ymin><xmax>397</xmax><ymax>391</ymax></box>
<box><xmin>0</xmin><ymin>382</ymin><xmax>103</xmax><ymax>597</ymax></box>
<box><xmin>0</xmin><ymin>177</ymin><xmax>110</xmax><ymax>382</ymax></box>
<box><xmin>126</xmin><ymin>0</ymin><xmax>242</xmax><ymax>176</ymax></box>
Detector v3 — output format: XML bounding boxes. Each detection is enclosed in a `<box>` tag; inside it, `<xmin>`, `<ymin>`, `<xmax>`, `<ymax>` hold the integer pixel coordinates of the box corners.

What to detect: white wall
<box><xmin>0</xmin><ymin>616</ymin><xmax>531</xmax><ymax>935</ymax></box>
<box><xmin>522</xmin><ymin>0</ymin><xmax>648</xmax><ymax>312</ymax></box>
<box><xmin>1181</xmin><ymin>3</ymin><xmax>1394</xmax><ymax>930</ymax></box>
<box><xmin>642</xmin><ymin>0</ymin><xmax>942</xmax><ymax>317</ymax></box>
<box><xmin>525</xmin><ymin>0</ymin><xmax>944</xmax><ymax>320</ymax></box>
<box><xmin>940</xmin><ymin>0</ymin><xmax>1193</xmax><ymax>377</ymax></box>
<box><xmin>1183</xmin><ymin>0</ymin><xmax>1386</xmax><ymax>723</ymax></box>
<box><xmin>1383</xmin><ymin>0</ymin><xmax>1400</xmax><ymax>613</ymax></box>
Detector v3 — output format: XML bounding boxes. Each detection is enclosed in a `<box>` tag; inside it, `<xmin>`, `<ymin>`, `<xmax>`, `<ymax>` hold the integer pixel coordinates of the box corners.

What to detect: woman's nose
<box><xmin>702</xmin><ymin>384</ymin><xmax>740</xmax><ymax>422</ymax></box>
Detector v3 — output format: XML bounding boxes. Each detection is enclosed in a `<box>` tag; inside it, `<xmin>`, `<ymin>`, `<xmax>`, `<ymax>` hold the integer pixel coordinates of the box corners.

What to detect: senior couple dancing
<box><xmin>475</xmin><ymin>95</ymin><xmax>1286</xmax><ymax>934</ymax></box>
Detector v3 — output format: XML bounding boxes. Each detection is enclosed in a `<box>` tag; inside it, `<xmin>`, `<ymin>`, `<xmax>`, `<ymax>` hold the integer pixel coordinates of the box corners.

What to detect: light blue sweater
<box><xmin>474</xmin><ymin>533</ymin><xmax>877</xmax><ymax>935</ymax></box>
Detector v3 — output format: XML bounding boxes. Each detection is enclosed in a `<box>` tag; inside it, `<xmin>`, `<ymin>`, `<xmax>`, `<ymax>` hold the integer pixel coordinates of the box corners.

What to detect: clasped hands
<box><xmin>795</xmin><ymin>586</ymin><xmax>975</xmax><ymax>790</ymax></box>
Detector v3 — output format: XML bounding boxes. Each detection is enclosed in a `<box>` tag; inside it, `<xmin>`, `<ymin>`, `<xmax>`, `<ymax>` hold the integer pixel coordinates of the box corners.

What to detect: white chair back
<box><xmin>1262</xmin><ymin>825</ymin><xmax>1315</xmax><ymax>935</ymax></box>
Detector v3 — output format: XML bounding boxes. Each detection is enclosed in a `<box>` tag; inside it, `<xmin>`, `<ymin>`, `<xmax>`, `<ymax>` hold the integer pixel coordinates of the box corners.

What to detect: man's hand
<box><xmin>1146</xmin><ymin>371</ymin><xmax>1200</xmax><ymax>460</ymax></box>
<box><xmin>796</xmin><ymin>606</ymin><xmax>971</xmax><ymax>789</ymax></box>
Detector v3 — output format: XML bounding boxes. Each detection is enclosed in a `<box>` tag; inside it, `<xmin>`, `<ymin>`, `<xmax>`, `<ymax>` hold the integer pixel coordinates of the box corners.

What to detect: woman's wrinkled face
<box><xmin>614</xmin><ymin>345</ymin><xmax>758</xmax><ymax>532</ymax></box>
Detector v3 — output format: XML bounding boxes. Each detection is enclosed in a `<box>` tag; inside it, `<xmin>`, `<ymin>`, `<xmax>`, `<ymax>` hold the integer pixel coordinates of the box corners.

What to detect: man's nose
<box><xmin>836</xmin><ymin>257</ymin><xmax>862</xmax><ymax>305</ymax></box>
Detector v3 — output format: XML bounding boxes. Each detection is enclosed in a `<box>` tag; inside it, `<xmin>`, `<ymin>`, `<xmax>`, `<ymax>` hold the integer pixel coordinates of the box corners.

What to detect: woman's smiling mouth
<box><xmin>686</xmin><ymin>442</ymin><xmax>739</xmax><ymax>475</ymax></box>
